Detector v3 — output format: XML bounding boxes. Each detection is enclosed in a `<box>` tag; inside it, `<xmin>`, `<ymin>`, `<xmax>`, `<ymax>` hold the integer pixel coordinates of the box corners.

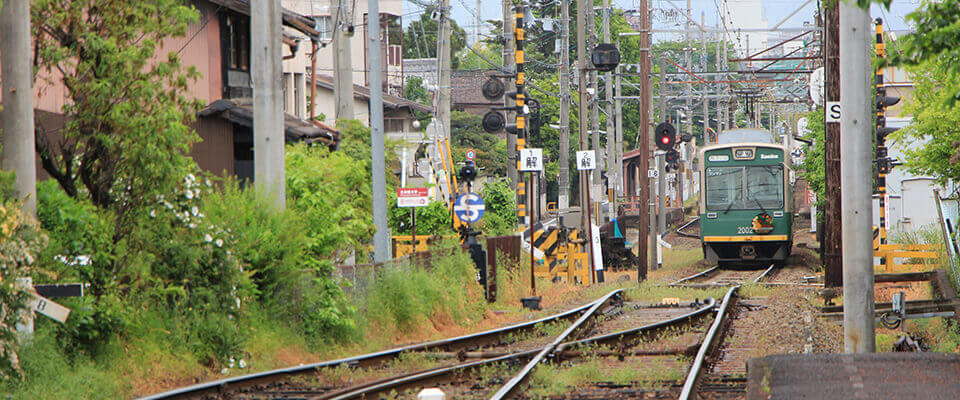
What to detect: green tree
<box><xmin>32</xmin><ymin>0</ymin><xmax>203</xmax><ymax>242</ymax></box>
<box><xmin>798</xmin><ymin>108</ymin><xmax>826</xmax><ymax>212</ymax></box>
<box><xmin>403</xmin><ymin>76</ymin><xmax>432</xmax><ymax>127</ymax></box>
<box><xmin>402</xmin><ymin>8</ymin><xmax>467</xmax><ymax>60</ymax></box>
<box><xmin>450</xmin><ymin>111</ymin><xmax>507</xmax><ymax>177</ymax></box>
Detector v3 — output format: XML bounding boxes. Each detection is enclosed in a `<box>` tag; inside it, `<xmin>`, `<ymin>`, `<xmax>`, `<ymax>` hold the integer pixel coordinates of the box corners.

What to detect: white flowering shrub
<box><xmin>0</xmin><ymin>176</ymin><xmax>47</xmax><ymax>381</ymax></box>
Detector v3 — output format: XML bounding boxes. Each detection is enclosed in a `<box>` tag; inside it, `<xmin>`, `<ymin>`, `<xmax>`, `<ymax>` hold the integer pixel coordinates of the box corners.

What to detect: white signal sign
<box><xmin>826</xmin><ymin>101</ymin><xmax>840</xmax><ymax>123</ymax></box>
<box><xmin>519</xmin><ymin>148</ymin><xmax>543</xmax><ymax>172</ymax></box>
<box><xmin>577</xmin><ymin>150</ymin><xmax>596</xmax><ymax>171</ymax></box>
<box><xmin>29</xmin><ymin>293</ymin><xmax>71</xmax><ymax>323</ymax></box>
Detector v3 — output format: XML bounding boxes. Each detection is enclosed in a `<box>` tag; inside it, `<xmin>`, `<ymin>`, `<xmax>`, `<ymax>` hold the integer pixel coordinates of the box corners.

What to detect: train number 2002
<box><xmin>737</xmin><ymin>226</ymin><xmax>753</xmax><ymax>234</ymax></box>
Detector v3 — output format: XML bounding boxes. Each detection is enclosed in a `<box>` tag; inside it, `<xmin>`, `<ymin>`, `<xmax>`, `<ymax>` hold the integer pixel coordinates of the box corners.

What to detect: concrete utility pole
<box><xmin>558</xmin><ymin>0</ymin><xmax>571</xmax><ymax>210</ymax></box>
<box><xmin>0</xmin><ymin>0</ymin><xmax>37</xmax><ymax>214</ymax></box>
<box><xmin>331</xmin><ymin>0</ymin><xmax>354</xmax><ymax>120</ymax></box>
<box><xmin>588</xmin><ymin>0</ymin><xmax>603</xmax><ymax>205</ymax></box>
<box><xmin>252</xmin><ymin>0</ymin><xmax>285</xmax><ymax>208</ymax></box>
<box><xmin>369</xmin><ymin>0</ymin><xmax>390</xmax><ymax>262</ymax></box>
<box><xmin>636</xmin><ymin>0</ymin><xmax>651</xmax><ymax>281</ymax></box>
<box><xmin>823</xmin><ymin>0</ymin><xmax>843</xmax><ymax>287</ymax></box>
<box><xmin>577</xmin><ymin>0</ymin><xmax>589</xmax><ymax>228</ymax></box>
<box><xmin>839</xmin><ymin>0</ymin><xmax>874</xmax><ymax>354</ymax></box>
<box><xmin>603</xmin><ymin>0</ymin><xmax>616</xmax><ymax>221</ymax></box>
<box><xmin>653</xmin><ymin>59</ymin><xmax>666</xmax><ymax>269</ymax></box>
<box><xmin>504</xmin><ymin>0</ymin><xmax>518</xmax><ymax>192</ymax></box>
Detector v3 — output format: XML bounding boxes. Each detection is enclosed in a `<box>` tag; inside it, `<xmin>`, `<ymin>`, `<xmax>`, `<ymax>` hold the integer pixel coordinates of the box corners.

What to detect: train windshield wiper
<box><xmin>723</xmin><ymin>200</ymin><xmax>736</xmax><ymax>214</ymax></box>
<box><xmin>751</xmin><ymin>197</ymin><xmax>768</xmax><ymax>215</ymax></box>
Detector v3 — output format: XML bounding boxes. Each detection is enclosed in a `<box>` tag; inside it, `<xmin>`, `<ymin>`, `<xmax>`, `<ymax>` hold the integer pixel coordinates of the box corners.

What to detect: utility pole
<box><xmin>678</xmin><ymin>0</ymin><xmax>692</xmax><ymax>207</ymax></box>
<box><xmin>369</xmin><ymin>0</ymin><xmax>389</xmax><ymax>262</ymax></box>
<box><xmin>603</xmin><ymin>0</ymin><xmax>616</xmax><ymax>221</ymax></box>
<box><xmin>558</xmin><ymin>0</ymin><xmax>571</xmax><ymax>210</ymax></box>
<box><xmin>331</xmin><ymin>0</ymin><xmax>354</xmax><ymax>120</ymax></box>
<box><xmin>840</xmin><ymin>0</ymin><xmax>874</xmax><ymax>354</ymax></box>
<box><xmin>504</xmin><ymin>0</ymin><xmax>518</xmax><ymax>192</ymax></box>
<box><xmin>252</xmin><ymin>0</ymin><xmax>285</xmax><ymax>208</ymax></box>
<box><xmin>824</xmin><ymin>1</ymin><xmax>843</xmax><ymax>287</ymax></box>
<box><xmin>577</xmin><ymin>0</ymin><xmax>589</xmax><ymax>229</ymax></box>
<box><xmin>0</xmin><ymin>0</ymin><xmax>36</xmax><ymax>214</ymax></box>
<box><xmin>636</xmin><ymin>0</ymin><xmax>651</xmax><ymax>281</ymax></box>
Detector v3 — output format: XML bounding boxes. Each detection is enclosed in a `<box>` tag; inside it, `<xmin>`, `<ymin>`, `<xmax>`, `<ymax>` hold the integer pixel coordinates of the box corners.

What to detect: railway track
<box><xmin>671</xmin><ymin>264</ymin><xmax>776</xmax><ymax>288</ymax></box>
<box><xmin>142</xmin><ymin>289</ymin><xmax>723</xmax><ymax>400</ymax></box>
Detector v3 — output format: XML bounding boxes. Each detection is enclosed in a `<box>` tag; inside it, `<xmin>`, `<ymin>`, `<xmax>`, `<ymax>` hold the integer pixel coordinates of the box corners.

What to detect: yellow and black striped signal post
<box><xmin>873</xmin><ymin>18</ymin><xmax>900</xmax><ymax>266</ymax></box>
<box><xmin>514</xmin><ymin>6</ymin><xmax>527</xmax><ymax>230</ymax></box>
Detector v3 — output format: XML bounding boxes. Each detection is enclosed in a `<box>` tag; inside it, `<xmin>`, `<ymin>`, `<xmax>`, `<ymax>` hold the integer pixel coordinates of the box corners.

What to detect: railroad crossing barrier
<box><xmin>872</xmin><ymin>243</ymin><xmax>940</xmax><ymax>273</ymax></box>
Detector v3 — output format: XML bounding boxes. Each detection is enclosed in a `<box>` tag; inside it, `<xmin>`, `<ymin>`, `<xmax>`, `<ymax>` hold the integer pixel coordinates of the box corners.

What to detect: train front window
<box><xmin>745</xmin><ymin>166</ymin><xmax>783</xmax><ymax>209</ymax></box>
<box><xmin>705</xmin><ymin>167</ymin><xmax>743</xmax><ymax>211</ymax></box>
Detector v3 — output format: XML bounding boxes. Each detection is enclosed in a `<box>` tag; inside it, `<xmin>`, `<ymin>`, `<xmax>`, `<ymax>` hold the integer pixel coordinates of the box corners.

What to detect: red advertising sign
<box><xmin>397</xmin><ymin>188</ymin><xmax>431</xmax><ymax>207</ymax></box>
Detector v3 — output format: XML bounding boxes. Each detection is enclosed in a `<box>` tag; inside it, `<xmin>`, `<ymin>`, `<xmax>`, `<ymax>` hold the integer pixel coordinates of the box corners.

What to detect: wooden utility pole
<box><xmin>823</xmin><ymin>1</ymin><xmax>842</xmax><ymax>287</ymax></box>
<box><xmin>252</xmin><ymin>0</ymin><xmax>285</xmax><ymax>208</ymax></box>
<box><xmin>331</xmin><ymin>0</ymin><xmax>354</xmax><ymax>120</ymax></box>
<box><xmin>0</xmin><ymin>0</ymin><xmax>37</xmax><ymax>214</ymax></box>
<box><xmin>558</xmin><ymin>0</ymin><xmax>572</xmax><ymax>210</ymax></box>
<box><xmin>633</xmin><ymin>0</ymin><xmax>650</xmax><ymax>280</ymax></box>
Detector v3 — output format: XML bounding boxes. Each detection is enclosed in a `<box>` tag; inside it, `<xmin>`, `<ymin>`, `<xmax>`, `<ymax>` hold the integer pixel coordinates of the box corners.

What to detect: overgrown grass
<box><xmin>527</xmin><ymin>355</ymin><xmax>684</xmax><ymax>397</ymax></box>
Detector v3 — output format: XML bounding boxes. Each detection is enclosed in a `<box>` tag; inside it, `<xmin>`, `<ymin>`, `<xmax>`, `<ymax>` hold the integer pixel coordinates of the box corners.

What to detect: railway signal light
<box><xmin>482</xmin><ymin>111</ymin><xmax>506</xmax><ymax>133</ymax></box>
<box><xmin>482</xmin><ymin>78</ymin><xmax>505</xmax><ymax>101</ymax></box>
<box><xmin>665</xmin><ymin>149</ymin><xmax>680</xmax><ymax>164</ymax></box>
<box><xmin>655</xmin><ymin>122</ymin><xmax>677</xmax><ymax>151</ymax></box>
<box><xmin>459</xmin><ymin>161</ymin><xmax>478</xmax><ymax>182</ymax></box>
<box><xmin>590</xmin><ymin>43</ymin><xmax>621</xmax><ymax>72</ymax></box>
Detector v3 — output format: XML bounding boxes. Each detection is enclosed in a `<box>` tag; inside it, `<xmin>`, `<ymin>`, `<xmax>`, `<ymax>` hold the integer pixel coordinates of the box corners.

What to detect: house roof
<box><xmin>208</xmin><ymin>0</ymin><xmax>321</xmax><ymax>41</ymax></box>
<box><xmin>198</xmin><ymin>98</ymin><xmax>340</xmax><ymax>147</ymax></box>
<box><xmin>451</xmin><ymin>70</ymin><xmax>502</xmax><ymax>107</ymax></box>
<box><xmin>312</xmin><ymin>75</ymin><xmax>433</xmax><ymax>115</ymax></box>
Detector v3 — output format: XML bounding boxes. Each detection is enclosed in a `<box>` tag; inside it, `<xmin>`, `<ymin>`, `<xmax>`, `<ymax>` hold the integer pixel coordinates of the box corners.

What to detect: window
<box><xmin>705</xmin><ymin>167</ymin><xmax>744</xmax><ymax>211</ymax></box>
<box><xmin>704</xmin><ymin>165</ymin><xmax>784</xmax><ymax>211</ymax></box>
<box><xmin>227</xmin><ymin>14</ymin><xmax>250</xmax><ymax>71</ymax></box>
<box><xmin>745</xmin><ymin>166</ymin><xmax>784</xmax><ymax>209</ymax></box>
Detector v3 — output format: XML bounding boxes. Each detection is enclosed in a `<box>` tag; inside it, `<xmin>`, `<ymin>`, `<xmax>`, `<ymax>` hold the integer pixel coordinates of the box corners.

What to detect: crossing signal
<box><xmin>665</xmin><ymin>149</ymin><xmax>680</xmax><ymax>164</ymax></box>
<box><xmin>655</xmin><ymin>122</ymin><xmax>677</xmax><ymax>151</ymax></box>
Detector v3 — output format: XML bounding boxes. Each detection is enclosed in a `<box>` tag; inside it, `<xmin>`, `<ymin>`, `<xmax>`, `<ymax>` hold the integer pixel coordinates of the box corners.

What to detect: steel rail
<box><xmin>679</xmin><ymin>286</ymin><xmax>739</xmax><ymax>400</ymax></box>
<box><xmin>752</xmin><ymin>263</ymin><xmax>778</xmax><ymax>283</ymax></box>
<box><xmin>489</xmin><ymin>289</ymin><xmax>624</xmax><ymax>400</ymax></box>
<box><xmin>675</xmin><ymin>216</ymin><xmax>700</xmax><ymax>238</ymax></box>
<box><xmin>671</xmin><ymin>266</ymin><xmax>719</xmax><ymax>286</ymax></box>
<box><xmin>320</xmin><ymin>296</ymin><xmax>717</xmax><ymax>400</ymax></box>
<box><xmin>139</xmin><ymin>291</ymin><xmax>606</xmax><ymax>400</ymax></box>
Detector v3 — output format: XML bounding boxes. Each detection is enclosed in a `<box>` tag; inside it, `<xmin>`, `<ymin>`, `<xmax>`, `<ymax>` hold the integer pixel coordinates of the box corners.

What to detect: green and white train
<box><xmin>698</xmin><ymin>128</ymin><xmax>794</xmax><ymax>267</ymax></box>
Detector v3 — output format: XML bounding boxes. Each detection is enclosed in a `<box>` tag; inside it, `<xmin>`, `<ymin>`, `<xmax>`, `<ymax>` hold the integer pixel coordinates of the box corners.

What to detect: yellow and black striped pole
<box><xmin>515</xmin><ymin>6</ymin><xmax>527</xmax><ymax>229</ymax></box>
<box><xmin>875</xmin><ymin>18</ymin><xmax>887</xmax><ymax>254</ymax></box>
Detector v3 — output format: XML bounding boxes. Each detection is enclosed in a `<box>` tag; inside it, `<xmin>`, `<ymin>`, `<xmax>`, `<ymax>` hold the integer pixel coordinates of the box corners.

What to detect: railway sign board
<box><xmin>577</xmin><ymin>150</ymin><xmax>596</xmax><ymax>170</ymax></box>
<box><xmin>825</xmin><ymin>101</ymin><xmax>841</xmax><ymax>123</ymax></box>
<box><xmin>519</xmin><ymin>148</ymin><xmax>543</xmax><ymax>172</ymax></box>
<box><xmin>648</xmin><ymin>169</ymin><xmax>659</xmax><ymax>178</ymax></box>
<box><xmin>465</xmin><ymin>149</ymin><xmax>476</xmax><ymax>160</ymax></box>
<box><xmin>453</xmin><ymin>193</ymin><xmax>485</xmax><ymax>223</ymax></box>
<box><xmin>397</xmin><ymin>188</ymin><xmax>431</xmax><ymax>207</ymax></box>
<box><xmin>29</xmin><ymin>293</ymin><xmax>71</xmax><ymax>323</ymax></box>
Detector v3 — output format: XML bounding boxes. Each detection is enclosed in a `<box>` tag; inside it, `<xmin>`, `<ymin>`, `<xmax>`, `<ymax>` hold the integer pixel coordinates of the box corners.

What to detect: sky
<box><xmin>402</xmin><ymin>0</ymin><xmax>922</xmax><ymax>46</ymax></box>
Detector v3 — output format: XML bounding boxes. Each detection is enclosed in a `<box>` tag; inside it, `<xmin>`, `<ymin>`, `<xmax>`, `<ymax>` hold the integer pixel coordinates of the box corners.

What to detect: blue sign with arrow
<box><xmin>453</xmin><ymin>193</ymin><xmax>485</xmax><ymax>224</ymax></box>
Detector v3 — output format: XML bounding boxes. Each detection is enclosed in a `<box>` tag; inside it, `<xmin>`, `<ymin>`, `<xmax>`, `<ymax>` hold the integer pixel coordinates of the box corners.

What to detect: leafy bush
<box><xmin>0</xmin><ymin>173</ymin><xmax>47</xmax><ymax>381</ymax></box>
<box><xmin>478</xmin><ymin>179</ymin><xmax>517</xmax><ymax>236</ymax></box>
<box><xmin>387</xmin><ymin>200</ymin><xmax>452</xmax><ymax>236</ymax></box>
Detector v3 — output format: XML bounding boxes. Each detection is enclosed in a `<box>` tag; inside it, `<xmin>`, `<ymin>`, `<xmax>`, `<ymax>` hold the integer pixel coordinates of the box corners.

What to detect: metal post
<box><xmin>514</xmin><ymin>6</ymin><xmax>528</xmax><ymax>229</ymax></box>
<box><xmin>558</xmin><ymin>0</ymin><xmax>571</xmax><ymax>210</ymax></box>
<box><xmin>604</xmin><ymin>0</ymin><xmax>616</xmax><ymax>222</ymax></box>
<box><xmin>636</xmin><ymin>0</ymin><xmax>651</xmax><ymax>282</ymax></box>
<box><xmin>369</xmin><ymin>0</ymin><xmax>389</xmax><ymax>261</ymax></box>
<box><xmin>252</xmin><ymin>0</ymin><xmax>285</xmax><ymax>209</ymax></box>
<box><xmin>585</xmin><ymin>171</ymin><xmax>596</xmax><ymax>284</ymax></box>
<box><xmin>411</xmin><ymin>208</ymin><xmax>417</xmax><ymax>253</ymax></box>
<box><xmin>331</xmin><ymin>0</ymin><xmax>354</xmax><ymax>120</ymax></box>
<box><xmin>529</xmin><ymin>172</ymin><xmax>536</xmax><ymax>294</ymax></box>
<box><xmin>0</xmin><ymin>0</ymin><xmax>36</xmax><ymax>214</ymax></box>
<box><xmin>588</xmin><ymin>0</ymin><xmax>602</xmax><ymax>197</ymax></box>
<box><xmin>504</xmin><ymin>0</ymin><xmax>518</xmax><ymax>193</ymax></box>
<box><xmin>824</xmin><ymin>1</ymin><xmax>843</xmax><ymax>287</ymax></box>
<box><xmin>840</xmin><ymin>0</ymin><xmax>874</xmax><ymax>354</ymax></box>
<box><xmin>577</xmin><ymin>0</ymin><xmax>589</xmax><ymax>231</ymax></box>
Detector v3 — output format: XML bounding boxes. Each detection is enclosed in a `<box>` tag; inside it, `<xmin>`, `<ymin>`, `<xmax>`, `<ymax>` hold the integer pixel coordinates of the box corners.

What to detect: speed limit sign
<box><xmin>465</xmin><ymin>149</ymin><xmax>476</xmax><ymax>160</ymax></box>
